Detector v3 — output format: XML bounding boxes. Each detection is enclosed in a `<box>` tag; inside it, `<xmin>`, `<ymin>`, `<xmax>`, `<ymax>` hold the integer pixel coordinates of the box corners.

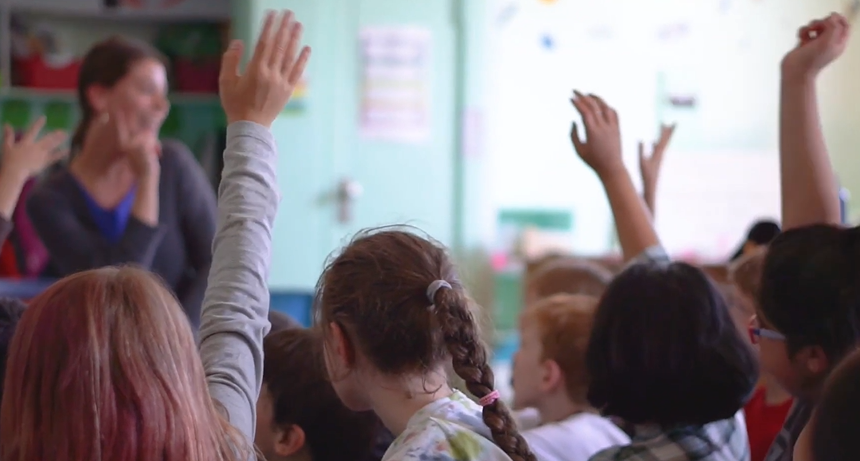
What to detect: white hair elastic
<box><xmin>426</xmin><ymin>280</ymin><xmax>452</xmax><ymax>308</ymax></box>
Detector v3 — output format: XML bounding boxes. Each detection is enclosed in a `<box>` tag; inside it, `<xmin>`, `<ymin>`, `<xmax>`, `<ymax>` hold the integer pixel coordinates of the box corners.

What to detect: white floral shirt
<box><xmin>382</xmin><ymin>390</ymin><xmax>512</xmax><ymax>461</ymax></box>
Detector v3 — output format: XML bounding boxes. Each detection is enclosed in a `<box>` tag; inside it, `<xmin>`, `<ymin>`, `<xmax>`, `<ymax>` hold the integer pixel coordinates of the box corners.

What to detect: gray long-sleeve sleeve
<box><xmin>198</xmin><ymin>121</ymin><xmax>278</xmax><ymax>443</ymax></box>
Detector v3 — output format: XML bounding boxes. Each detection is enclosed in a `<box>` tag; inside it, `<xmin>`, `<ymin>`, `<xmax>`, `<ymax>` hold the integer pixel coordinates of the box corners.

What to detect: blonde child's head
<box><xmin>728</xmin><ymin>247</ymin><xmax>767</xmax><ymax>341</ymax></box>
<box><xmin>512</xmin><ymin>294</ymin><xmax>597</xmax><ymax>417</ymax></box>
<box><xmin>730</xmin><ymin>246</ymin><xmax>766</xmax><ymax>306</ymax></box>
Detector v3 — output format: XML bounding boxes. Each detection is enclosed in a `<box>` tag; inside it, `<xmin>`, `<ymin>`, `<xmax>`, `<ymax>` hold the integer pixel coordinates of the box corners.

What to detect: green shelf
<box><xmin>0</xmin><ymin>87</ymin><xmax>224</xmax><ymax>150</ymax></box>
<box><xmin>43</xmin><ymin>101</ymin><xmax>75</xmax><ymax>131</ymax></box>
<box><xmin>1</xmin><ymin>100</ymin><xmax>31</xmax><ymax>128</ymax></box>
<box><xmin>0</xmin><ymin>87</ymin><xmax>220</xmax><ymax>106</ymax></box>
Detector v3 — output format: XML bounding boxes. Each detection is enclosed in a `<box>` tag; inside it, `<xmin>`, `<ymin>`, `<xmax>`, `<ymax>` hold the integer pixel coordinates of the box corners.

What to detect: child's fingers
<box><xmin>662</xmin><ymin>123</ymin><xmax>677</xmax><ymax>138</ymax></box>
<box><xmin>3</xmin><ymin>125</ymin><xmax>14</xmax><ymax>150</ymax></box>
<box><xmin>574</xmin><ymin>91</ymin><xmax>602</xmax><ymax>124</ymax></box>
<box><xmin>36</xmin><ymin>130</ymin><xmax>68</xmax><ymax>152</ymax></box>
<box><xmin>22</xmin><ymin>116</ymin><xmax>46</xmax><ymax>143</ymax></box>
<box><xmin>36</xmin><ymin>130</ymin><xmax>68</xmax><ymax>151</ymax></box>
<box><xmin>652</xmin><ymin>139</ymin><xmax>667</xmax><ymax>165</ymax></box>
<box><xmin>48</xmin><ymin>148</ymin><xmax>69</xmax><ymax>165</ymax></box>
<box><xmin>570</xmin><ymin>95</ymin><xmax>594</xmax><ymax>125</ymax></box>
<box><xmin>288</xmin><ymin>46</ymin><xmax>312</xmax><ymax>86</ymax></box>
<box><xmin>819</xmin><ymin>15</ymin><xmax>846</xmax><ymax>44</ymax></box>
<box><xmin>810</xmin><ymin>19</ymin><xmax>826</xmax><ymax>36</ymax></box>
<box><xmin>590</xmin><ymin>94</ymin><xmax>616</xmax><ymax>125</ymax></box>
<box><xmin>570</xmin><ymin>121</ymin><xmax>585</xmax><ymax>153</ymax></box>
<box><xmin>219</xmin><ymin>40</ymin><xmax>244</xmax><ymax>87</ymax></box>
<box><xmin>656</xmin><ymin>127</ymin><xmax>675</xmax><ymax>151</ymax></box>
<box><xmin>251</xmin><ymin>11</ymin><xmax>278</xmax><ymax>69</ymax></box>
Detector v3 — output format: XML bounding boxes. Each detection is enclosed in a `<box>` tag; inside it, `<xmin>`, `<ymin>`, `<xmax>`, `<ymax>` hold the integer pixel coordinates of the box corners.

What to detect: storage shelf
<box><xmin>9</xmin><ymin>3</ymin><xmax>230</xmax><ymax>23</ymax></box>
<box><xmin>0</xmin><ymin>87</ymin><xmax>220</xmax><ymax>105</ymax></box>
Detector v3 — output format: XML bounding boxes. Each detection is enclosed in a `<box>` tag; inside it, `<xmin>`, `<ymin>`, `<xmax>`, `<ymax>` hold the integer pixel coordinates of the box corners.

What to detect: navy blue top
<box><xmin>76</xmin><ymin>181</ymin><xmax>136</xmax><ymax>244</ymax></box>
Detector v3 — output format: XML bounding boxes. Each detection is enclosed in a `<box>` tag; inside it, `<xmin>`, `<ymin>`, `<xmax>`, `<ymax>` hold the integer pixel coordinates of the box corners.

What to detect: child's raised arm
<box><xmin>639</xmin><ymin>123</ymin><xmax>675</xmax><ymax>217</ymax></box>
<box><xmin>198</xmin><ymin>10</ymin><xmax>310</xmax><ymax>443</ymax></box>
<box><xmin>779</xmin><ymin>14</ymin><xmax>849</xmax><ymax>229</ymax></box>
<box><xmin>0</xmin><ymin>117</ymin><xmax>66</xmax><ymax>243</ymax></box>
<box><xmin>570</xmin><ymin>91</ymin><xmax>661</xmax><ymax>261</ymax></box>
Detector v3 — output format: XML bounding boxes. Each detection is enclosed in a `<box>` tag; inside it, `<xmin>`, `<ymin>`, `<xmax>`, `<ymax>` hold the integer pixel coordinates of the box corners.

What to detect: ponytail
<box><xmin>431</xmin><ymin>286</ymin><xmax>536</xmax><ymax>461</ymax></box>
<box><xmin>70</xmin><ymin>114</ymin><xmax>92</xmax><ymax>154</ymax></box>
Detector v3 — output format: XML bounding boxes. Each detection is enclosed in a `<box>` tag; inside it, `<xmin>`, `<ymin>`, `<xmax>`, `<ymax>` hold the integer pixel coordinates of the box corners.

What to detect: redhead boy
<box><xmin>512</xmin><ymin>294</ymin><xmax>629</xmax><ymax>461</ymax></box>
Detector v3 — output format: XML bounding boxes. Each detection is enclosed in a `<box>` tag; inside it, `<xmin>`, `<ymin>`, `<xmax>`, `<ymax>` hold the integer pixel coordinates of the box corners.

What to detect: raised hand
<box><xmin>219</xmin><ymin>10</ymin><xmax>311</xmax><ymax>127</ymax></box>
<box><xmin>569</xmin><ymin>91</ymin><xmax>661</xmax><ymax>260</ymax></box>
<box><xmin>639</xmin><ymin>123</ymin><xmax>675</xmax><ymax>214</ymax></box>
<box><xmin>570</xmin><ymin>90</ymin><xmax>624</xmax><ymax>178</ymax></box>
<box><xmin>782</xmin><ymin>13</ymin><xmax>850</xmax><ymax>79</ymax></box>
<box><xmin>1</xmin><ymin>117</ymin><xmax>67</xmax><ymax>181</ymax></box>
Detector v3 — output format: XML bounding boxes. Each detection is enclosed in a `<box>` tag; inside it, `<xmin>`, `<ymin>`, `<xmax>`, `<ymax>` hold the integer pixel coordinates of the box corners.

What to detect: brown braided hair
<box><xmin>315</xmin><ymin>228</ymin><xmax>536</xmax><ymax>461</ymax></box>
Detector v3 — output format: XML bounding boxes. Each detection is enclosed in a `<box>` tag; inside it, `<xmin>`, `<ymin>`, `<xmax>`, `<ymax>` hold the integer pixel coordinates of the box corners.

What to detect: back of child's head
<box><xmin>520</xmin><ymin>294</ymin><xmax>596</xmax><ymax>405</ymax></box>
<box><xmin>728</xmin><ymin>247</ymin><xmax>766</xmax><ymax>333</ymax></box>
<box><xmin>0</xmin><ymin>298</ymin><xmax>25</xmax><ymax>403</ymax></box>
<box><xmin>315</xmin><ymin>228</ymin><xmax>534</xmax><ymax>461</ymax></box>
<box><xmin>263</xmin><ymin>328</ymin><xmax>379</xmax><ymax>461</ymax></box>
<box><xmin>811</xmin><ymin>347</ymin><xmax>860</xmax><ymax>461</ymax></box>
<box><xmin>1</xmin><ymin>267</ymin><xmax>248</xmax><ymax>461</ymax></box>
<box><xmin>268</xmin><ymin>310</ymin><xmax>302</xmax><ymax>333</ymax></box>
<box><xmin>586</xmin><ymin>261</ymin><xmax>759</xmax><ymax>427</ymax></box>
<box><xmin>759</xmin><ymin>225</ymin><xmax>860</xmax><ymax>368</ymax></box>
<box><xmin>525</xmin><ymin>257</ymin><xmax>612</xmax><ymax>304</ymax></box>
<box><xmin>731</xmin><ymin>220</ymin><xmax>781</xmax><ymax>261</ymax></box>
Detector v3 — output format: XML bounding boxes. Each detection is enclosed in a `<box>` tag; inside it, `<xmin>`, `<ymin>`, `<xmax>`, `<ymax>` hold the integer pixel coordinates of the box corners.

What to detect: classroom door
<box><xmin>233</xmin><ymin>0</ymin><xmax>460</xmax><ymax>290</ymax></box>
<box><xmin>323</xmin><ymin>0</ymin><xmax>459</xmax><ymax>253</ymax></box>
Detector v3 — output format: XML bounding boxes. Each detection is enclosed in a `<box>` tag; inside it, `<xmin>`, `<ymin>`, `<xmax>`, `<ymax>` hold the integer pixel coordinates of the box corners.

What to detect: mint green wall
<box><xmin>452</xmin><ymin>0</ymin><xmax>494</xmax><ymax>307</ymax></box>
<box><xmin>233</xmin><ymin>0</ymin><xmax>339</xmax><ymax>290</ymax></box>
<box><xmin>234</xmin><ymin>0</ymin><xmax>484</xmax><ymax>291</ymax></box>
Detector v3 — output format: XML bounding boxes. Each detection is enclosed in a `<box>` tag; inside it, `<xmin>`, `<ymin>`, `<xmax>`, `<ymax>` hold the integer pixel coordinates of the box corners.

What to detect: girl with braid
<box><xmin>316</xmin><ymin>229</ymin><xmax>536</xmax><ymax>461</ymax></box>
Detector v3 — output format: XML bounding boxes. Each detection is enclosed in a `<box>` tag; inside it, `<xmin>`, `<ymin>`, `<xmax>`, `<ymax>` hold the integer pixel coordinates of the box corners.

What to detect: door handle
<box><xmin>336</xmin><ymin>178</ymin><xmax>363</xmax><ymax>224</ymax></box>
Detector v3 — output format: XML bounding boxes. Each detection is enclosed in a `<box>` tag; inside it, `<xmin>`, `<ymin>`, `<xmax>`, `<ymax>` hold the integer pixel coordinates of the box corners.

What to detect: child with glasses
<box><xmin>729</xmin><ymin>250</ymin><xmax>794</xmax><ymax>461</ymax></box>
<box><xmin>756</xmin><ymin>13</ymin><xmax>860</xmax><ymax>461</ymax></box>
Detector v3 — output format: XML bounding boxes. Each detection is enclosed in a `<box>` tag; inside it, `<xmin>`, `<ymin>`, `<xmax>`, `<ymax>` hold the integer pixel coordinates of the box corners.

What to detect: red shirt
<box><xmin>744</xmin><ymin>386</ymin><xmax>794</xmax><ymax>461</ymax></box>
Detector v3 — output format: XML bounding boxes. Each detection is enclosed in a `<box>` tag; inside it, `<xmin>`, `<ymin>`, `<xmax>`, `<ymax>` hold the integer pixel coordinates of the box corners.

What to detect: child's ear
<box><xmin>742</xmin><ymin>241</ymin><xmax>758</xmax><ymax>256</ymax></box>
<box><xmin>274</xmin><ymin>424</ymin><xmax>306</xmax><ymax>457</ymax></box>
<box><xmin>797</xmin><ymin>345</ymin><xmax>830</xmax><ymax>375</ymax></box>
<box><xmin>329</xmin><ymin>321</ymin><xmax>356</xmax><ymax>367</ymax></box>
<box><xmin>539</xmin><ymin>359</ymin><xmax>565</xmax><ymax>393</ymax></box>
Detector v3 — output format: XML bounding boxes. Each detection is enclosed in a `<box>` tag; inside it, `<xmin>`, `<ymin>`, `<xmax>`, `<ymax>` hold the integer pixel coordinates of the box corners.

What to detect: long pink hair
<box><xmin>0</xmin><ymin>266</ymin><xmax>250</xmax><ymax>461</ymax></box>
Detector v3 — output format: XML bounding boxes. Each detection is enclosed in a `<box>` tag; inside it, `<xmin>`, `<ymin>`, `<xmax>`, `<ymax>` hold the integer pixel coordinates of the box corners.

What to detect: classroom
<box><xmin>0</xmin><ymin>0</ymin><xmax>857</xmax><ymax>460</ymax></box>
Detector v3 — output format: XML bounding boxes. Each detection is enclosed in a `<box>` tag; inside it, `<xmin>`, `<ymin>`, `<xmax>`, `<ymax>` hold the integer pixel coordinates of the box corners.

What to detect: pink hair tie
<box><xmin>478</xmin><ymin>390</ymin><xmax>500</xmax><ymax>407</ymax></box>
